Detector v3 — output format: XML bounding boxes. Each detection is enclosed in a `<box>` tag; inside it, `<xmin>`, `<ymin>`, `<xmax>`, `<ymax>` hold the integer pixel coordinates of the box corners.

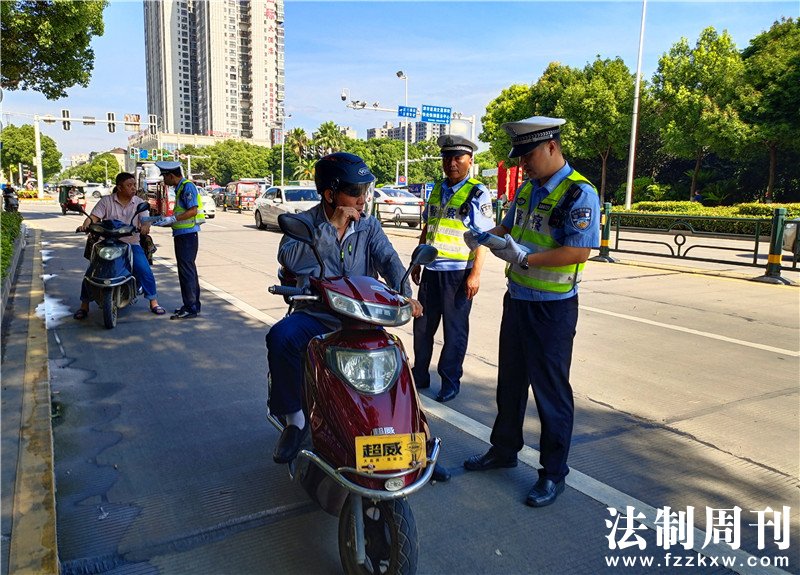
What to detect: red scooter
<box><xmin>268</xmin><ymin>213</ymin><xmax>440</xmax><ymax>575</ymax></box>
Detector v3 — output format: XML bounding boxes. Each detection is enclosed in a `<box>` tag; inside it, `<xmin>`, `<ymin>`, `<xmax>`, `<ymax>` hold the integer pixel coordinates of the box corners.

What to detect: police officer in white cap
<box><xmin>462</xmin><ymin>116</ymin><xmax>600</xmax><ymax>508</ymax></box>
<box><xmin>411</xmin><ymin>134</ymin><xmax>494</xmax><ymax>405</ymax></box>
<box><xmin>152</xmin><ymin>161</ymin><xmax>205</xmax><ymax>319</ymax></box>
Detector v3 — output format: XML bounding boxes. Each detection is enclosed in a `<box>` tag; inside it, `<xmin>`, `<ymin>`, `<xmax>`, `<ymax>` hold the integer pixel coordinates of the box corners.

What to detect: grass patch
<box><xmin>1</xmin><ymin>211</ymin><xmax>24</xmax><ymax>281</ymax></box>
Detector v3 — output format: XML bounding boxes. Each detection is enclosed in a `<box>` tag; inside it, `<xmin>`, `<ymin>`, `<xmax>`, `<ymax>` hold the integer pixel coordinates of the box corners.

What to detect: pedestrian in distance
<box><xmin>151</xmin><ymin>161</ymin><xmax>205</xmax><ymax>319</ymax></box>
<box><xmin>73</xmin><ymin>172</ymin><xmax>165</xmax><ymax>319</ymax></box>
<box><xmin>411</xmin><ymin>135</ymin><xmax>494</xmax><ymax>403</ymax></box>
<box><xmin>462</xmin><ymin>116</ymin><xmax>601</xmax><ymax>508</ymax></box>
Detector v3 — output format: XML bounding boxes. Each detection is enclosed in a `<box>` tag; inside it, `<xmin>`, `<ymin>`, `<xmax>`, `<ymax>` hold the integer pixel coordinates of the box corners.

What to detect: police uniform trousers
<box><xmin>412</xmin><ymin>267</ymin><xmax>473</xmax><ymax>395</ymax></box>
<box><xmin>174</xmin><ymin>232</ymin><xmax>201</xmax><ymax>313</ymax></box>
<box><xmin>266</xmin><ymin>312</ymin><xmax>329</xmax><ymax>416</ymax></box>
<box><xmin>490</xmin><ymin>292</ymin><xmax>579</xmax><ymax>482</ymax></box>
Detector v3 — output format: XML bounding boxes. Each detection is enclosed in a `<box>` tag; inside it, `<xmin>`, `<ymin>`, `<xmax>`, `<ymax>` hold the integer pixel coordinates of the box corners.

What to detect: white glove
<box><xmin>491</xmin><ymin>234</ymin><xmax>529</xmax><ymax>266</ymax></box>
<box><xmin>152</xmin><ymin>215</ymin><xmax>177</xmax><ymax>227</ymax></box>
<box><xmin>463</xmin><ymin>230</ymin><xmax>481</xmax><ymax>251</ymax></box>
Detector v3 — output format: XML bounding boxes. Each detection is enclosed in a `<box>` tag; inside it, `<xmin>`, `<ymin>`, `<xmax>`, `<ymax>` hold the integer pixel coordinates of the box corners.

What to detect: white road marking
<box><xmin>581</xmin><ymin>305</ymin><xmax>800</xmax><ymax>357</ymax></box>
<box><xmin>149</xmin><ymin>260</ymin><xmax>792</xmax><ymax>575</ymax></box>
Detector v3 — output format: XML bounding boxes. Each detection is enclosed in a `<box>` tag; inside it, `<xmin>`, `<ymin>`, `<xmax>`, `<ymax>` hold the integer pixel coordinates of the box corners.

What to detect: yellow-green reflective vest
<box><xmin>507</xmin><ymin>170</ymin><xmax>597</xmax><ymax>293</ymax></box>
<box><xmin>425</xmin><ymin>178</ymin><xmax>480</xmax><ymax>261</ymax></box>
<box><xmin>172</xmin><ymin>179</ymin><xmax>206</xmax><ymax>229</ymax></box>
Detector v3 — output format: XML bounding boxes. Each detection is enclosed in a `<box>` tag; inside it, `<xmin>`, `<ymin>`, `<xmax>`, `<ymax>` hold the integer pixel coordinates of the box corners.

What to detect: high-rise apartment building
<box><xmin>144</xmin><ymin>0</ymin><xmax>285</xmax><ymax>143</ymax></box>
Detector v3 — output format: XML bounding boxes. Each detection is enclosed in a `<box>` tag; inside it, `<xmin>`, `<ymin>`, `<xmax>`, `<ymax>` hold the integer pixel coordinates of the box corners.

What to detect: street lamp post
<box><xmin>396</xmin><ymin>71</ymin><xmax>409</xmax><ymax>186</ymax></box>
<box><xmin>451</xmin><ymin>112</ymin><xmax>477</xmax><ymax>177</ymax></box>
<box><xmin>281</xmin><ymin>114</ymin><xmax>292</xmax><ymax>187</ymax></box>
<box><xmin>101</xmin><ymin>159</ymin><xmax>109</xmax><ymax>186</ymax></box>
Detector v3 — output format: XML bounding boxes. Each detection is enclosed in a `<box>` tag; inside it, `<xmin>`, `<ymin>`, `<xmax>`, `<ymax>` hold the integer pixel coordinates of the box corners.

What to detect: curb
<box><xmin>2</xmin><ymin>224</ymin><xmax>28</xmax><ymax>313</ymax></box>
<box><xmin>6</xmin><ymin>229</ymin><xmax>60</xmax><ymax>574</ymax></box>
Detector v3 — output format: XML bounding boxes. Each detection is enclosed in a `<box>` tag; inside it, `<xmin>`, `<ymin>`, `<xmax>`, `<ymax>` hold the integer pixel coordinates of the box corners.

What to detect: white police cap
<box><xmin>437</xmin><ymin>134</ymin><xmax>478</xmax><ymax>157</ymax></box>
<box><xmin>502</xmin><ymin>116</ymin><xmax>566</xmax><ymax>158</ymax></box>
<box><xmin>155</xmin><ymin>161</ymin><xmax>183</xmax><ymax>175</ymax></box>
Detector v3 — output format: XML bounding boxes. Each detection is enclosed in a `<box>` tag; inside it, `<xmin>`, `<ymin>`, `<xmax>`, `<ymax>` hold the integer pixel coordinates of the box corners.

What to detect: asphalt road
<box><xmin>13</xmin><ymin>200</ymin><xmax>800</xmax><ymax>574</ymax></box>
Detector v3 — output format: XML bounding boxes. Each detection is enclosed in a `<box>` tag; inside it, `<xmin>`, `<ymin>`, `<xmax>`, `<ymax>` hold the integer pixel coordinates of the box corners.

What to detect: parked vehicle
<box><xmin>57</xmin><ymin>179</ymin><xmax>88</xmax><ymax>215</ymax></box>
<box><xmin>85</xmin><ymin>182</ymin><xmax>110</xmax><ymax>198</ymax></box>
<box><xmin>254</xmin><ymin>185</ymin><xmax>320</xmax><ymax>230</ymax></box>
<box><xmin>198</xmin><ymin>188</ymin><xmax>216</xmax><ymax>219</ymax></box>
<box><xmin>71</xmin><ymin>202</ymin><xmax>150</xmax><ymax>329</ymax></box>
<box><xmin>222</xmin><ymin>181</ymin><xmax>260</xmax><ymax>213</ymax></box>
<box><xmin>372</xmin><ymin>188</ymin><xmax>423</xmax><ymax>228</ymax></box>
<box><xmin>3</xmin><ymin>186</ymin><xmax>19</xmax><ymax>212</ymax></box>
<box><xmin>267</xmin><ymin>213</ymin><xmax>439</xmax><ymax>575</ymax></box>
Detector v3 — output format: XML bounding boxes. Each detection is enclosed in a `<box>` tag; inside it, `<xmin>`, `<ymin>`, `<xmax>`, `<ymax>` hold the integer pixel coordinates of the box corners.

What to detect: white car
<box><xmin>372</xmin><ymin>187</ymin><xmax>424</xmax><ymax>228</ymax></box>
<box><xmin>254</xmin><ymin>186</ymin><xmax>320</xmax><ymax>230</ymax></box>
<box><xmin>199</xmin><ymin>188</ymin><xmax>216</xmax><ymax>219</ymax></box>
<box><xmin>85</xmin><ymin>182</ymin><xmax>110</xmax><ymax>198</ymax></box>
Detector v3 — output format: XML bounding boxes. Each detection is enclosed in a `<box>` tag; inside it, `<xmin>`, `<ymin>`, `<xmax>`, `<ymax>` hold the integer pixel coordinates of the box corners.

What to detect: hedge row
<box><xmin>610</xmin><ymin>202</ymin><xmax>800</xmax><ymax>236</ymax></box>
<box><xmin>1</xmin><ymin>212</ymin><xmax>24</xmax><ymax>280</ymax></box>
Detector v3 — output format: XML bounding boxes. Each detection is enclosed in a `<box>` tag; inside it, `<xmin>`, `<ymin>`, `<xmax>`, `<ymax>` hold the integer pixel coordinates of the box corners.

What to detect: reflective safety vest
<box><xmin>507</xmin><ymin>170</ymin><xmax>597</xmax><ymax>293</ymax></box>
<box><xmin>425</xmin><ymin>178</ymin><xmax>480</xmax><ymax>261</ymax></box>
<box><xmin>172</xmin><ymin>179</ymin><xmax>205</xmax><ymax>229</ymax></box>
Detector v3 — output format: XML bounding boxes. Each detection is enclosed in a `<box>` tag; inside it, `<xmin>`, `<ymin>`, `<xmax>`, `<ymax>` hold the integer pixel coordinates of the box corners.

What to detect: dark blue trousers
<box><xmin>490</xmin><ymin>292</ymin><xmax>579</xmax><ymax>482</ymax></box>
<box><xmin>266</xmin><ymin>312</ymin><xmax>330</xmax><ymax>416</ymax></box>
<box><xmin>412</xmin><ymin>268</ymin><xmax>473</xmax><ymax>395</ymax></box>
<box><xmin>174</xmin><ymin>233</ymin><xmax>201</xmax><ymax>313</ymax></box>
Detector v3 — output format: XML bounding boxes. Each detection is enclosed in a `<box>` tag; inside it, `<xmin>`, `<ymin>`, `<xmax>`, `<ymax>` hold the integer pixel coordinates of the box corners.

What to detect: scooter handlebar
<box><xmin>268</xmin><ymin>285</ymin><xmax>306</xmax><ymax>297</ymax></box>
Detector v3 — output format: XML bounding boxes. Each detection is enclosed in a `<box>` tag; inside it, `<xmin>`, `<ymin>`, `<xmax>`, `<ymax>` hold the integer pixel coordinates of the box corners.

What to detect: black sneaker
<box><xmin>170</xmin><ymin>309</ymin><xmax>198</xmax><ymax>320</ymax></box>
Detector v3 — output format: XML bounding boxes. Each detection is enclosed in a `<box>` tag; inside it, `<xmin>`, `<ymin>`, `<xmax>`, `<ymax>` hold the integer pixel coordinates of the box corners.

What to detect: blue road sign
<box><xmin>421</xmin><ymin>105</ymin><xmax>451</xmax><ymax>125</ymax></box>
<box><xmin>398</xmin><ymin>106</ymin><xmax>417</xmax><ymax>118</ymax></box>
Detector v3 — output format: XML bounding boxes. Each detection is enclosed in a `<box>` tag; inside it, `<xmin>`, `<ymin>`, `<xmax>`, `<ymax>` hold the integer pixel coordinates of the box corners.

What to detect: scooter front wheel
<box><xmin>102</xmin><ymin>288</ymin><xmax>118</xmax><ymax>329</ymax></box>
<box><xmin>338</xmin><ymin>495</ymin><xmax>418</xmax><ymax>575</ymax></box>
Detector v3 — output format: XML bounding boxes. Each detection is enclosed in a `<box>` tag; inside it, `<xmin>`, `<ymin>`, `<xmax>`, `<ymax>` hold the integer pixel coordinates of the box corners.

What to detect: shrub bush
<box><xmin>1</xmin><ymin>211</ymin><xmax>24</xmax><ymax>280</ymax></box>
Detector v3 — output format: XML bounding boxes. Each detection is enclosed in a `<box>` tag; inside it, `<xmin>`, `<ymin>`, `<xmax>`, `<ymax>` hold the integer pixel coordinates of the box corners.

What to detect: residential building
<box><xmin>367</xmin><ymin>122</ymin><xmax>393</xmax><ymax>140</ymax></box>
<box><xmin>414</xmin><ymin>121</ymin><xmax>446</xmax><ymax>143</ymax></box>
<box><xmin>143</xmin><ymin>0</ymin><xmax>284</xmax><ymax>142</ymax></box>
<box><xmin>340</xmin><ymin>126</ymin><xmax>357</xmax><ymax>139</ymax></box>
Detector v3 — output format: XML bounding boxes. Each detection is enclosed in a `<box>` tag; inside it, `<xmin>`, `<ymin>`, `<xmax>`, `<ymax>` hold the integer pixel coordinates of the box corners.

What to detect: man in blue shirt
<box><xmin>153</xmin><ymin>161</ymin><xmax>203</xmax><ymax>319</ymax></box>
<box><xmin>462</xmin><ymin>117</ymin><xmax>600</xmax><ymax>508</ymax></box>
<box><xmin>411</xmin><ymin>135</ymin><xmax>495</xmax><ymax>404</ymax></box>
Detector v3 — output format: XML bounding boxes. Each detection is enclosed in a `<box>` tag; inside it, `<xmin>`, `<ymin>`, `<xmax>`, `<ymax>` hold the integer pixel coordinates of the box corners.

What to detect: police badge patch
<box><xmin>516</xmin><ymin>196</ymin><xmax>527</xmax><ymax>206</ymax></box>
<box><xmin>570</xmin><ymin>207</ymin><xmax>593</xmax><ymax>230</ymax></box>
<box><xmin>481</xmin><ymin>203</ymin><xmax>493</xmax><ymax>217</ymax></box>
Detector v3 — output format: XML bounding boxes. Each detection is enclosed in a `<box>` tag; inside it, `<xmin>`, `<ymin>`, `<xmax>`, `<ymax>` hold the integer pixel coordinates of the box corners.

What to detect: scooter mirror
<box><xmin>277</xmin><ymin>213</ymin><xmax>313</xmax><ymax>245</ymax></box>
<box><xmin>410</xmin><ymin>244</ymin><xmax>438</xmax><ymax>267</ymax></box>
<box><xmin>135</xmin><ymin>202</ymin><xmax>150</xmax><ymax>214</ymax></box>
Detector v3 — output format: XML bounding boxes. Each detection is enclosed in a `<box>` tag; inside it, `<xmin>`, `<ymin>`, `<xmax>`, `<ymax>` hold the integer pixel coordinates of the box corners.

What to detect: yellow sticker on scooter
<box><xmin>355</xmin><ymin>433</ymin><xmax>427</xmax><ymax>472</ymax></box>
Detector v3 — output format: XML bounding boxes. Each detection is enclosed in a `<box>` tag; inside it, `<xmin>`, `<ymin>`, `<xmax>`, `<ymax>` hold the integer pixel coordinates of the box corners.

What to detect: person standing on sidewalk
<box><xmin>411</xmin><ymin>135</ymin><xmax>494</xmax><ymax>403</ymax></box>
<box><xmin>152</xmin><ymin>161</ymin><xmax>204</xmax><ymax>319</ymax></box>
<box><xmin>462</xmin><ymin>117</ymin><xmax>600</xmax><ymax>508</ymax></box>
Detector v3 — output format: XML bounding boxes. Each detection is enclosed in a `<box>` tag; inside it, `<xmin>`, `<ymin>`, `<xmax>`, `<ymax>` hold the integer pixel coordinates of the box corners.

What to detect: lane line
<box><xmin>148</xmin><ymin>264</ymin><xmax>793</xmax><ymax>574</ymax></box>
<box><xmin>581</xmin><ymin>305</ymin><xmax>799</xmax><ymax>357</ymax></box>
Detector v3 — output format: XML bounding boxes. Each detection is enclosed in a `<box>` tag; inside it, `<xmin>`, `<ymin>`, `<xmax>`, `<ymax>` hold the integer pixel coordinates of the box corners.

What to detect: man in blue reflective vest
<box><xmin>411</xmin><ymin>135</ymin><xmax>494</xmax><ymax>403</ymax></box>
<box><xmin>462</xmin><ymin>117</ymin><xmax>600</xmax><ymax>507</ymax></box>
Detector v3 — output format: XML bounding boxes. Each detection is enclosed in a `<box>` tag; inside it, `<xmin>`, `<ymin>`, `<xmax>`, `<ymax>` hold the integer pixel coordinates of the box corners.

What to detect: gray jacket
<box><xmin>278</xmin><ymin>204</ymin><xmax>411</xmax><ymax>328</ymax></box>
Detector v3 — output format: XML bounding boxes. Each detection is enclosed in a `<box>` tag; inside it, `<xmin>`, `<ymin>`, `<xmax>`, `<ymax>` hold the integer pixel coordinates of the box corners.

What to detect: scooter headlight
<box><xmin>97</xmin><ymin>245</ymin><xmax>126</xmax><ymax>260</ymax></box>
<box><xmin>327</xmin><ymin>347</ymin><xmax>400</xmax><ymax>394</ymax></box>
<box><xmin>326</xmin><ymin>289</ymin><xmax>412</xmax><ymax>326</ymax></box>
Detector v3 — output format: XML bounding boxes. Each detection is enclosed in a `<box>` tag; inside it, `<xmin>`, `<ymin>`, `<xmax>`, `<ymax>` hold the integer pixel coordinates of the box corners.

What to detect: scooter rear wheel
<box><xmin>338</xmin><ymin>495</ymin><xmax>418</xmax><ymax>575</ymax></box>
<box><xmin>102</xmin><ymin>288</ymin><xmax>118</xmax><ymax>329</ymax></box>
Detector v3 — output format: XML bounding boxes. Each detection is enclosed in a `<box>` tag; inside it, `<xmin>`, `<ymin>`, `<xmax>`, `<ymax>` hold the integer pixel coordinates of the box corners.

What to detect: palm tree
<box><xmin>293</xmin><ymin>158</ymin><xmax>316</xmax><ymax>180</ymax></box>
<box><xmin>285</xmin><ymin>128</ymin><xmax>309</xmax><ymax>159</ymax></box>
<box><xmin>314</xmin><ymin>121</ymin><xmax>344</xmax><ymax>155</ymax></box>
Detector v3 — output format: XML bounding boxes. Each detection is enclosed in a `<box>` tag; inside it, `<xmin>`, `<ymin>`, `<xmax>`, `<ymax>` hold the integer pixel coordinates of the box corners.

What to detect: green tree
<box><xmin>480</xmin><ymin>84</ymin><xmax>534</xmax><ymax>162</ymax></box>
<box><xmin>1</xmin><ymin>1</ymin><xmax>108</xmax><ymax>99</ymax></box>
<box><xmin>740</xmin><ymin>18</ymin><xmax>800</xmax><ymax>201</ymax></box>
<box><xmin>556</xmin><ymin>57</ymin><xmax>635</xmax><ymax>202</ymax></box>
<box><xmin>285</xmin><ymin>127</ymin><xmax>310</xmax><ymax>159</ymax></box>
<box><xmin>293</xmin><ymin>158</ymin><xmax>316</xmax><ymax>180</ymax></box>
<box><xmin>0</xmin><ymin>124</ymin><xmax>62</xmax><ymax>181</ymax></box>
<box><xmin>652</xmin><ymin>27</ymin><xmax>749</xmax><ymax>198</ymax></box>
<box><xmin>314</xmin><ymin>121</ymin><xmax>344</xmax><ymax>155</ymax></box>
<box><xmin>61</xmin><ymin>152</ymin><xmax>117</xmax><ymax>184</ymax></box>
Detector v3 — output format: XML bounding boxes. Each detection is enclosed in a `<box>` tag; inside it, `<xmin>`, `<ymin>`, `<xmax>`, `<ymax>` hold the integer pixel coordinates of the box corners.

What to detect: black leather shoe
<box><xmin>170</xmin><ymin>309</ymin><xmax>198</xmax><ymax>320</ymax></box>
<box><xmin>463</xmin><ymin>450</ymin><xmax>518</xmax><ymax>471</ymax></box>
<box><xmin>273</xmin><ymin>424</ymin><xmax>309</xmax><ymax>463</ymax></box>
<box><xmin>525</xmin><ymin>477</ymin><xmax>565</xmax><ymax>507</ymax></box>
<box><xmin>432</xmin><ymin>463</ymin><xmax>450</xmax><ymax>482</ymax></box>
<box><xmin>435</xmin><ymin>389</ymin><xmax>458</xmax><ymax>403</ymax></box>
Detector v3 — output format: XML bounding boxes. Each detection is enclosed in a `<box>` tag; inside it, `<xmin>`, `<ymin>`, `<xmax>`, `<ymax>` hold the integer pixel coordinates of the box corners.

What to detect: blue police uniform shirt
<box><xmin>422</xmin><ymin>175</ymin><xmax>495</xmax><ymax>271</ymax></box>
<box><xmin>501</xmin><ymin>161</ymin><xmax>600</xmax><ymax>301</ymax></box>
<box><xmin>172</xmin><ymin>179</ymin><xmax>200</xmax><ymax>236</ymax></box>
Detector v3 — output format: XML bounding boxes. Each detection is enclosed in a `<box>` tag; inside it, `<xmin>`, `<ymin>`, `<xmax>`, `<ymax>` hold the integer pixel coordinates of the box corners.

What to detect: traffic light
<box><xmin>107</xmin><ymin>112</ymin><xmax>116</xmax><ymax>133</ymax></box>
<box><xmin>148</xmin><ymin>114</ymin><xmax>157</xmax><ymax>135</ymax></box>
<box><xmin>61</xmin><ymin>109</ymin><xmax>71</xmax><ymax>131</ymax></box>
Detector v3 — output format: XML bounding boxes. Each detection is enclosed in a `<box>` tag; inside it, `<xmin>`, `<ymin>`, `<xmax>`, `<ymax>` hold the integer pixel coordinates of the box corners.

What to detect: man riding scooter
<box><xmin>266</xmin><ymin>152</ymin><xmax>451</xmax><ymax>482</ymax></box>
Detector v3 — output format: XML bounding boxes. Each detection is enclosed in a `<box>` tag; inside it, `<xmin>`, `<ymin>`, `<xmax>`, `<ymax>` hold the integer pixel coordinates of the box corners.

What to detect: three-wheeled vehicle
<box><xmin>58</xmin><ymin>179</ymin><xmax>88</xmax><ymax>215</ymax></box>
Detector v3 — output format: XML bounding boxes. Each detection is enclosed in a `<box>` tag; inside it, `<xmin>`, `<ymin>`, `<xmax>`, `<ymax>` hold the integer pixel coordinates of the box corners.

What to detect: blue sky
<box><xmin>2</xmin><ymin>0</ymin><xmax>796</xmax><ymax>166</ymax></box>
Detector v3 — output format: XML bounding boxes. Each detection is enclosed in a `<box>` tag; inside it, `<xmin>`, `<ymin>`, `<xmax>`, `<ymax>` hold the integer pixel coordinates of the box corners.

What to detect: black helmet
<box><xmin>314</xmin><ymin>152</ymin><xmax>375</xmax><ymax>196</ymax></box>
